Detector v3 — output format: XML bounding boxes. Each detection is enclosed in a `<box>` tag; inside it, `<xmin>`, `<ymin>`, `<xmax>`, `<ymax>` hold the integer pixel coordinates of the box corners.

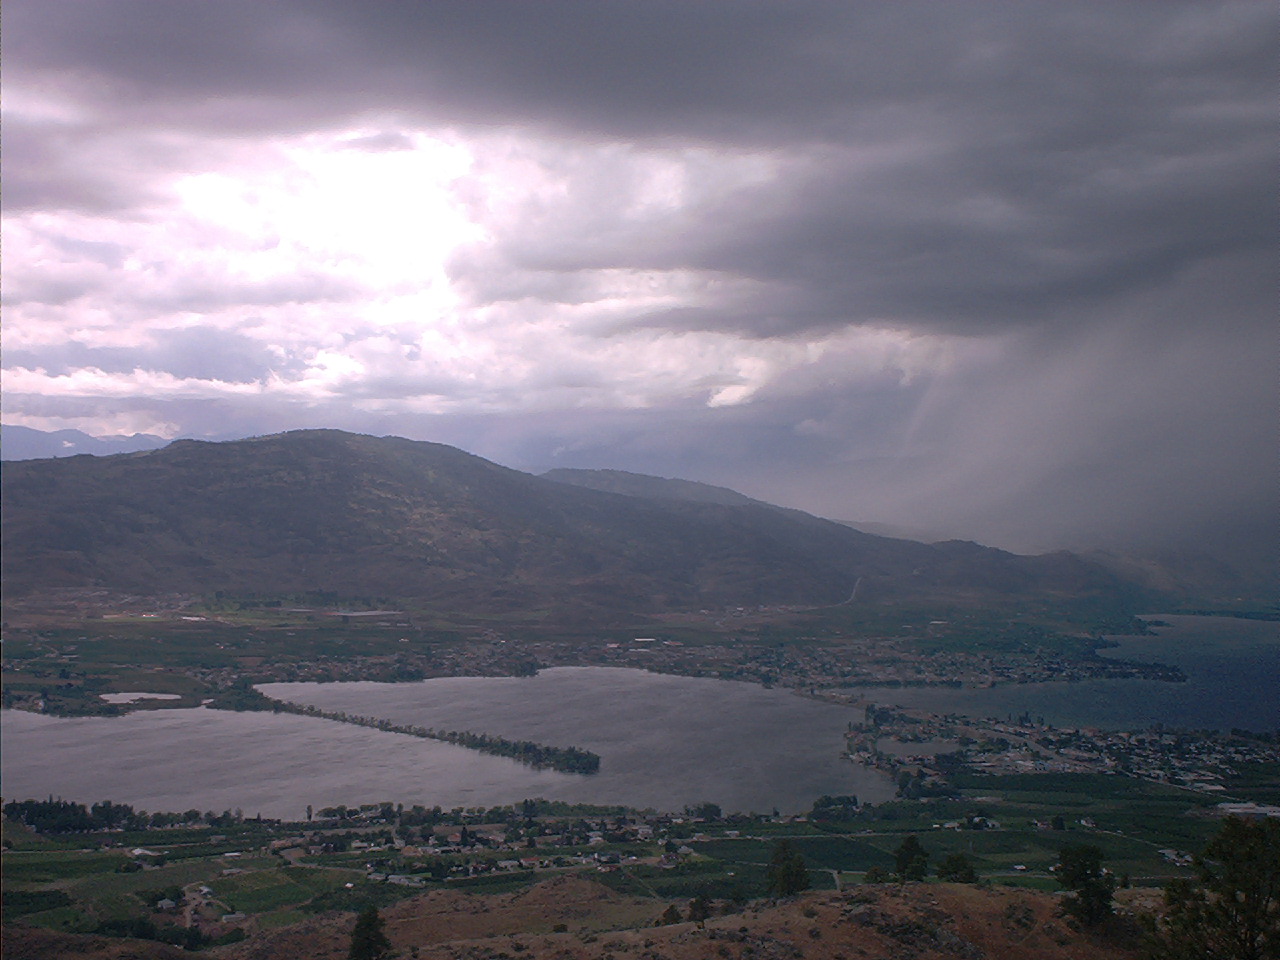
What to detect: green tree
<box><xmin>1149</xmin><ymin>816</ymin><xmax>1280</xmax><ymax>960</ymax></box>
<box><xmin>657</xmin><ymin>903</ymin><xmax>683</xmax><ymax>925</ymax></box>
<box><xmin>686</xmin><ymin>802</ymin><xmax>722</xmax><ymax>820</ymax></box>
<box><xmin>766</xmin><ymin>840</ymin><xmax>811</xmax><ymax>896</ymax></box>
<box><xmin>936</xmin><ymin>852</ymin><xmax>977</xmax><ymax>883</ymax></box>
<box><xmin>687</xmin><ymin>894</ymin><xmax>711</xmax><ymax>923</ymax></box>
<box><xmin>1055</xmin><ymin>843</ymin><xmax>1115</xmax><ymax>926</ymax></box>
<box><xmin>347</xmin><ymin>905</ymin><xmax>391</xmax><ymax>960</ymax></box>
<box><xmin>810</xmin><ymin>795</ymin><xmax>859</xmax><ymax>820</ymax></box>
<box><xmin>894</xmin><ymin>835</ymin><xmax>929</xmax><ymax>881</ymax></box>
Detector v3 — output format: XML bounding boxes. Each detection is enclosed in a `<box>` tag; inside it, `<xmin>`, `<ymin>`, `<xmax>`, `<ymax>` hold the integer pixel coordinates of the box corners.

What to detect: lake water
<box><xmin>1</xmin><ymin>668</ymin><xmax>892</xmax><ymax>819</ymax></box>
<box><xmin>3</xmin><ymin>615</ymin><xmax>1273</xmax><ymax>818</ymax></box>
<box><xmin>846</xmin><ymin>615</ymin><xmax>1279</xmax><ymax>731</ymax></box>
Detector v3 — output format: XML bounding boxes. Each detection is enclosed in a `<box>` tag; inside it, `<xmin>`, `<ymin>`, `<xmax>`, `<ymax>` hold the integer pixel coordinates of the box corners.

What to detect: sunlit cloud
<box><xmin>4</xmin><ymin>120</ymin><xmax>932</xmax><ymax>421</ymax></box>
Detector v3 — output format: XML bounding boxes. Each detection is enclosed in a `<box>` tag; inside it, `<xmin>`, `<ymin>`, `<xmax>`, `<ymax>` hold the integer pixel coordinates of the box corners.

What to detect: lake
<box><xmin>844</xmin><ymin>615</ymin><xmax>1279</xmax><ymax>731</ymax></box>
<box><xmin>1</xmin><ymin>667</ymin><xmax>893</xmax><ymax>819</ymax></box>
<box><xmin>2</xmin><ymin>615</ymin><xmax>1273</xmax><ymax>818</ymax></box>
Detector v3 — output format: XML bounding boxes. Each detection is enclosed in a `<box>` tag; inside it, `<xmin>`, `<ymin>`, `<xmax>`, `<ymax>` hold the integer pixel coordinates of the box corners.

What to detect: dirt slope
<box><xmin>213</xmin><ymin>876</ymin><xmax>1144</xmax><ymax>960</ymax></box>
<box><xmin>3</xmin><ymin>878</ymin><xmax>1146</xmax><ymax>960</ymax></box>
<box><xmin>1</xmin><ymin>924</ymin><xmax>187</xmax><ymax>960</ymax></box>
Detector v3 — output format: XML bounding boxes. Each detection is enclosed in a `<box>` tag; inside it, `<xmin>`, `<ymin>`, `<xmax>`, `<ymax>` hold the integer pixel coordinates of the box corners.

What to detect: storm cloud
<box><xmin>2</xmin><ymin>0</ymin><xmax>1274</xmax><ymax>562</ymax></box>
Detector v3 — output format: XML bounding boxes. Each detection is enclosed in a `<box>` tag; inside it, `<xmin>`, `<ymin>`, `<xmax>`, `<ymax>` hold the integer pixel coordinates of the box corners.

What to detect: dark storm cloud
<box><xmin>12</xmin><ymin>2</ymin><xmax>1267</xmax><ymax>142</ymax></box>
<box><xmin>5</xmin><ymin>1</ymin><xmax>901</xmax><ymax>137</ymax></box>
<box><xmin>669</xmin><ymin>139</ymin><xmax>1273</xmax><ymax>337</ymax></box>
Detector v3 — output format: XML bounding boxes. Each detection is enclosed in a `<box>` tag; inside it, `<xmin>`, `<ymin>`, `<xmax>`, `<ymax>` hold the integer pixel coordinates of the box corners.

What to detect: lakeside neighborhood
<box><xmin>845</xmin><ymin>703</ymin><xmax>1280</xmax><ymax>800</ymax></box>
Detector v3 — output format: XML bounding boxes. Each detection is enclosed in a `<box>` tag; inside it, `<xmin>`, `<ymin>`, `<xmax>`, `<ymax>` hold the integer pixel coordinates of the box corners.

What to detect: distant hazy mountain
<box><xmin>1083</xmin><ymin>548</ymin><xmax>1277</xmax><ymax>608</ymax></box>
<box><xmin>545</xmin><ymin>470</ymin><xmax>960</xmax><ymax>542</ymax></box>
<box><xmin>836</xmin><ymin>519</ymin><xmax>949</xmax><ymax>543</ymax></box>
<box><xmin>0</xmin><ymin>430</ymin><xmax>1139</xmax><ymax>618</ymax></box>
<box><xmin>542</xmin><ymin>468</ymin><xmax>762</xmax><ymax>508</ymax></box>
<box><xmin>1</xmin><ymin>425</ymin><xmax>169</xmax><ymax>460</ymax></box>
<box><xmin>548</xmin><ymin>468</ymin><xmax>1276</xmax><ymax>604</ymax></box>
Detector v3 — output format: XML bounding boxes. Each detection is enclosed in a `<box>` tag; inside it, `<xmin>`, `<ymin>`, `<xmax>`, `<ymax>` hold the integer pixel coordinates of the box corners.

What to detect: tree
<box><xmin>810</xmin><ymin>795</ymin><xmax>859</xmax><ymax>820</ymax></box>
<box><xmin>1149</xmin><ymin>816</ymin><xmax>1280</xmax><ymax>960</ymax></box>
<box><xmin>687</xmin><ymin>894</ymin><xmax>711</xmax><ymax>923</ymax></box>
<box><xmin>686</xmin><ymin>802</ymin><xmax>722</xmax><ymax>820</ymax></box>
<box><xmin>347</xmin><ymin>905</ymin><xmax>391</xmax><ymax>960</ymax></box>
<box><xmin>894</xmin><ymin>835</ymin><xmax>929</xmax><ymax>881</ymax></box>
<box><xmin>657</xmin><ymin>903</ymin><xmax>683</xmax><ymax>925</ymax></box>
<box><xmin>766</xmin><ymin>840</ymin><xmax>811</xmax><ymax>896</ymax></box>
<box><xmin>936</xmin><ymin>852</ymin><xmax>978</xmax><ymax>883</ymax></box>
<box><xmin>1055</xmin><ymin>844</ymin><xmax>1115</xmax><ymax>926</ymax></box>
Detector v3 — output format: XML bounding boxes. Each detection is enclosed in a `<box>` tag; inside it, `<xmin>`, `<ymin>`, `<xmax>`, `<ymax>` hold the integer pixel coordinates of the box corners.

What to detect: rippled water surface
<box><xmin>3</xmin><ymin>667</ymin><xmax>892</xmax><ymax>818</ymax></box>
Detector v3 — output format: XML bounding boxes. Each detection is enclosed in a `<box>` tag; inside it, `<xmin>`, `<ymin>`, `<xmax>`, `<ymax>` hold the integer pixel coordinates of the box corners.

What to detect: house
<box><xmin>1216</xmin><ymin>801</ymin><xmax>1280</xmax><ymax>819</ymax></box>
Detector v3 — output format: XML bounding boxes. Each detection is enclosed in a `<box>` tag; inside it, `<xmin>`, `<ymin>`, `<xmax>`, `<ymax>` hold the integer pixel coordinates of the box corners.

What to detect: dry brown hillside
<box><xmin>3</xmin><ymin>877</ymin><xmax>1150</xmax><ymax>960</ymax></box>
<box><xmin>1</xmin><ymin>924</ymin><xmax>187</xmax><ymax>960</ymax></box>
<box><xmin>209</xmin><ymin>875</ymin><xmax>1144</xmax><ymax>960</ymax></box>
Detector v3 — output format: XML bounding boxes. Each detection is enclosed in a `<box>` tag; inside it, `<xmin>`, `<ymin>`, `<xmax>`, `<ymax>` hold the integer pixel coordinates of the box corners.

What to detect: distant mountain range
<box><xmin>1</xmin><ymin>425</ymin><xmax>169</xmax><ymax>460</ymax></box>
<box><xmin>1</xmin><ymin>430</ymin><xmax>1150</xmax><ymax>619</ymax></box>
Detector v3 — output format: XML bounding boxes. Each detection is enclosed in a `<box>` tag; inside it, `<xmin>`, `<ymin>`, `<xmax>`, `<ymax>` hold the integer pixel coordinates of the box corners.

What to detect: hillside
<box><xmin>1</xmin><ymin>430</ymin><xmax>1141</xmax><ymax>619</ymax></box>
<box><xmin>232</xmin><ymin>878</ymin><xmax>1147</xmax><ymax>960</ymax></box>
<box><xmin>543</xmin><ymin>467</ymin><xmax>765</xmax><ymax>508</ymax></box>
<box><xmin>2</xmin><ymin>876</ymin><xmax>1144</xmax><ymax>960</ymax></box>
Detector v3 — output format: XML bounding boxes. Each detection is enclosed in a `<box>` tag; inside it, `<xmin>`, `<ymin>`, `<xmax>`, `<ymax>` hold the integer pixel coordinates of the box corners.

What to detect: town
<box><xmin>845</xmin><ymin>701</ymin><xmax>1280</xmax><ymax>801</ymax></box>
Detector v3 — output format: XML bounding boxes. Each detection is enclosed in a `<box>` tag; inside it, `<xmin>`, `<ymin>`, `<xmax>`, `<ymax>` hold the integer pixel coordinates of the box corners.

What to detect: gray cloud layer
<box><xmin>3</xmin><ymin>0</ymin><xmax>1274</xmax><ymax>562</ymax></box>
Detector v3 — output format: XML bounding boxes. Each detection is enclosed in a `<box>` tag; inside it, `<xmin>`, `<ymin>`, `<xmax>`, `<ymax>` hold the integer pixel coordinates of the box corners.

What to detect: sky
<box><xmin>2</xmin><ymin>0</ymin><xmax>1275</xmax><ymax>558</ymax></box>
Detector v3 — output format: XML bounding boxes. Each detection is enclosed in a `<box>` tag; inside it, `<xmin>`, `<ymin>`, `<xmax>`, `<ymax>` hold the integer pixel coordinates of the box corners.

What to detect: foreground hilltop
<box><xmin>1</xmin><ymin>429</ymin><xmax>1139</xmax><ymax>619</ymax></box>
<box><xmin>3</xmin><ymin>877</ymin><xmax>1145</xmax><ymax>960</ymax></box>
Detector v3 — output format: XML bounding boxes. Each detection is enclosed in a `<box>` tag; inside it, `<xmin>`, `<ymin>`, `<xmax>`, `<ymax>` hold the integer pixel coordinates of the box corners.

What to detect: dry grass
<box><xmin>4</xmin><ymin>875</ymin><xmax>1150</xmax><ymax>960</ymax></box>
<box><xmin>209</xmin><ymin>875</ymin><xmax>1146</xmax><ymax>960</ymax></box>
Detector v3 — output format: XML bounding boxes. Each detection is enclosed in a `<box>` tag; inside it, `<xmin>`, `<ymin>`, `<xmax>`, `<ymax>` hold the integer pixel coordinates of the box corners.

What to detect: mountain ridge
<box><xmin>543</xmin><ymin>468</ymin><xmax>766</xmax><ymax>509</ymax></box>
<box><xmin>0</xmin><ymin>424</ymin><xmax>169</xmax><ymax>460</ymax></box>
<box><xmin>1</xmin><ymin>429</ymin><xmax>1149</xmax><ymax>618</ymax></box>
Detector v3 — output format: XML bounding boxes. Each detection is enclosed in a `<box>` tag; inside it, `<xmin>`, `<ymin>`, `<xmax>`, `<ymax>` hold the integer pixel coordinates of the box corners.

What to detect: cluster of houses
<box><xmin>843</xmin><ymin>705</ymin><xmax>1280</xmax><ymax>800</ymax></box>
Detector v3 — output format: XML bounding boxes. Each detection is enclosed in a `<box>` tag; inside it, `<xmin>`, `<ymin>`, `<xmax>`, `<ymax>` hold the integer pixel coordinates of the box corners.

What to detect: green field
<box><xmin>212</xmin><ymin>866</ymin><xmax>358</xmax><ymax>914</ymax></box>
<box><xmin>3</xmin><ymin>850</ymin><xmax>135</xmax><ymax>883</ymax></box>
